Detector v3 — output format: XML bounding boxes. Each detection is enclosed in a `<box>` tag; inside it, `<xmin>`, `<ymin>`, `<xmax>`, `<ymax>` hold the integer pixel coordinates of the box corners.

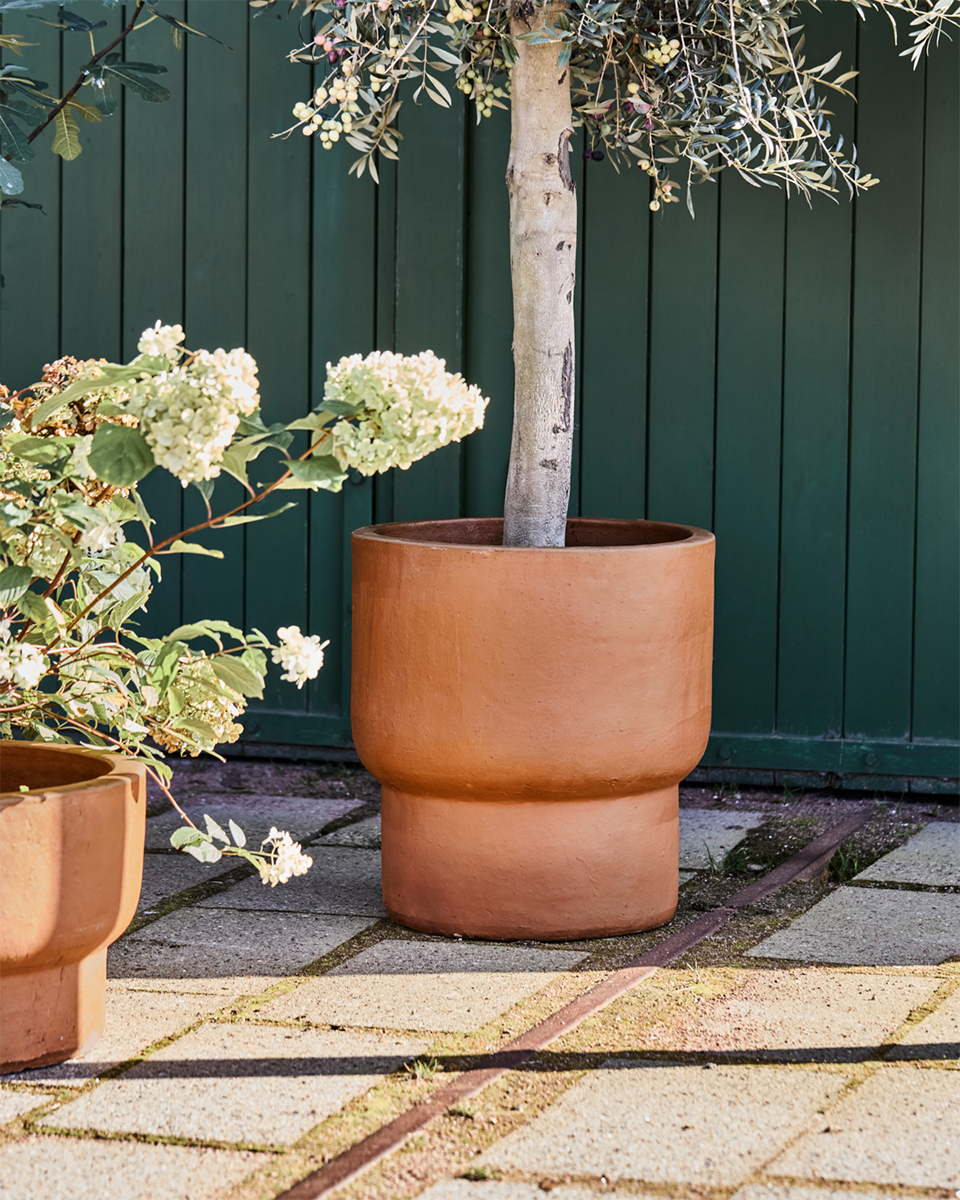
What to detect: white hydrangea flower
<box><xmin>79</xmin><ymin>520</ymin><xmax>125</xmax><ymax>552</ymax></box>
<box><xmin>271</xmin><ymin>626</ymin><xmax>328</xmax><ymax>688</ymax></box>
<box><xmin>0</xmin><ymin>635</ymin><xmax>48</xmax><ymax>690</ymax></box>
<box><xmin>324</xmin><ymin>350</ymin><xmax>488</xmax><ymax>476</ymax></box>
<box><xmin>137</xmin><ymin>321</ymin><xmax>186</xmax><ymax>363</ymax></box>
<box><xmin>257</xmin><ymin>827</ymin><xmax>313</xmax><ymax>887</ymax></box>
<box><xmin>128</xmin><ymin>347</ymin><xmax>260</xmax><ymax>486</ymax></box>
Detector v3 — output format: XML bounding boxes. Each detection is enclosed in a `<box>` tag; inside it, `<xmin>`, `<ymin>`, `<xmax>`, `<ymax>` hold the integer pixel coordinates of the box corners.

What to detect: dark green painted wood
<box><xmin>711</xmin><ymin>172</ymin><xmax>786</xmax><ymax>733</ymax></box>
<box><xmin>645</xmin><ymin>186</ymin><xmax>718</xmax><ymax>530</ymax></box>
<box><xmin>579</xmin><ymin>157</ymin><xmax>649</xmax><ymax>519</ymax></box>
<box><xmin>776</xmin><ymin>4</ymin><xmax>856</xmax><ymax>740</ymax></box>
<box><xmin>843</xmin><ymin>18</ymin><xmax>926</xmax><ymax>739</ymax></box>
<box><xmin>699</xmin><ymin>733</ymin><xmax>959</xmax><ymax>780</ymax></box>
<box><xmin>912</xmin><ymin>40</ymin><xmax>960</xmax><ymax>741</ymax></box>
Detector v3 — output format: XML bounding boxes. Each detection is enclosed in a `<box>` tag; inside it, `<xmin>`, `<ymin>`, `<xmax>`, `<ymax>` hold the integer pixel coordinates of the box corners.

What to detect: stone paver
<box><xmin>747</xmin><ymin>887</ymin><xmax>960</xmax><ymax>965</ymax></box>
<box><xmin>145</xmin><ymin>794</ymin><xmax>361</xmax><ymax>851</ymax></box>
<box><xmin>3</xmin><ymin>989</ymin><xmax>225</xmax><ymax>1085</ymax></box>
<box><xmin>733</xmin><ymin>1186</ymin><xmax>894</xmax><ymax>1200</ymax></box>
<box><xmin>678</xmin><ymin>811</ymin><xmax>766</xmax><ymax>870</ymax></box>
<box><xmin>853</xmin><ymin>822</ymin><xmax>960</xmax><ymax>886</ymax></box>
<box><xmin>481</xmin><ymin>1062</ymin><xmax>847</xmax><ymax>1186</ymax></box>
<box><xmin>0</xmin><ymin>1135</ymin><xmax>259</xmax><ymax>1200</ymax></box>
<box><xmin>635</xmin><ymin>970</ymin><xmax>940</xmax><ymax>1061</ymax></box>
<box><xmin>419</xmin><ymin>1184</ymin><xmax>617</xmax><ymax>1200</ymax></box>
<box><xmin>770</xmin><ymin>1066</ymin><xmax>960</xmax><ymax>1187</ymax></box>
<box><xmin>197</xmin><ymin>847</ymin><xmax>388</xmax><ymax>917</ymax></box>
<box><xmin>137</xmin><ymin>853</ymin><xmax>236</xmax><ymax>912</ymax></box>
<box><xmin>259</xmin><ymin>940</ymin><xmax>586</xmax><ymax>1032</ymax></box>
<box><xmin>39</xmin><ymin>1025</ymin><xmax>425</xmax><ymax>1147</ymax></box>
<box><xmin>887</xmin><ymin>987</ymin><xmax>960</xmax><ymax>1059</ymax></box>
<box><xmin>0</xmin><ymin>1091</ymin><xmax>54</xmax><ymax>1123</ymax></box>
<box><xmin>109</xmin><ymin>909</ymin><xmax>374</xmax><ymax>991</ymax></box>
<box><xmin>318</xmin><ymin>814</ymin><xmax>382</xmax><ymax>848</ymax></box>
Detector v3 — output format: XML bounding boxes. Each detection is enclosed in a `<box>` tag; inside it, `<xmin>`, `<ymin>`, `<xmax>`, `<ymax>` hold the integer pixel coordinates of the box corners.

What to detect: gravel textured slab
<box><xmin>196</xmin><ymin>846</ymin><xmax>387</xmax><ymax>917</ymax></box>
<box><xmin>317</xmin><ymin>814</ymin><xmax>382</xmax><ymax>848</ymax></box>
<box><xmin>887</xmin><ymin>988</ymin><xmax>960</xmax><ymax>1060</ymax></box>
<box><xmin>678</xmin><ymin>811</ymin><xmax>766</xmax><ymax>870</ymax></box>
<box><xmin>733</xmin><ymin>1186</ymin><xmax>895</xmax><ymax>1200</ymax></box>
<box><xmin>2</xmin><ymin>988</ymin><xmax>225</xmax><ymax>1085</ymax></box>
<box><xmin>259</xmin><ymin>940</ymin><xmax>586</xmax><ymax>1032</ymax></box>
<box><xmin>0</xmin><ymin>1091</ymin><xmax>54</xmax><ymax>1122</ymax></box>
<box><xmin>109</xmin><ymin>908</ymin><xmax>374</xmax><ymax>985</ymax></box>
<box><xmin>481</xmin><ymin>1062</ymin><xmax>846</xmax><ymax>1186</ymax></box>
<box><xmin>769</xmin><ymin>1066</ymin><xmax>960</xmax><ymax>1187</ymax></box>
<box><xmin>0</xmin><ymin>1135</ymin><xmax>259</xmax><ymax>1200</ymax></box>
<box><xmin>853</xmin><ymin>823</ymin><xmax>960</xmax><ymax>886</ymax></box>
<box><xmin>634</xmin><ymin>969</ymin><xmax>940</xmax><ymax>1061</ymax></box>
<box><xmin>418</xmin><ymin>1184</ymin><xmax>618</xmax><ymax>1200</ymax></box>
<box><xmin>145</xmin><ymin>794</ymin><xmax>361</xmax><ymax>851</ymax></box>
<box><xmin>746</xmin><ymin>888</ymin><xmax>960</xmax><ymax>965</ymax></box>
<box><xmin>38</xmin><ymin>1024</ymin><xmax>425</xmax><ymax>1147</ymax></box>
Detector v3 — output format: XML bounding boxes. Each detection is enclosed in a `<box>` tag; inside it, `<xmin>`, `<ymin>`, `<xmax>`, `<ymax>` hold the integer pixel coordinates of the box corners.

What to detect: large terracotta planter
<box><xmin>0</xmin><ymin>742</ymin><xmax>146</xmax><ymax>1072</ymax></box>
<box><xmin>351</xmin><ymin>517</ymin><xmax>714</xmax><ymax>941</ymax></box>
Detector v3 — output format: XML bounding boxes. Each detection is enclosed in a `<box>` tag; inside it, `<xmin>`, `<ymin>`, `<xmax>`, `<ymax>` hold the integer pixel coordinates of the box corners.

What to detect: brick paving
<box><xmin>2</xmin><ymin>762</ymin><xmax>956</xmax><ymax>1200</ymax></box>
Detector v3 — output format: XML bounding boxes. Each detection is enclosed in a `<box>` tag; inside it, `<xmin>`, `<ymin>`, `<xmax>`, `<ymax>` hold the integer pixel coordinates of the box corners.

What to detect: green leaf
<box><xmin>0</xmin><ymin>159</ymin><xmax>23</xmax><ymax>195</ymax></box>
<box><xmin>287</xmin><ymin>455</ymin><xmax>347</xmax><ymax>491</ymax></box>
<box><xmin>213</xmin><ymin>503</ymin><xmax>295</xmax><ymax>528</ymax></box>
<box><xmin>0</xmin><ymin>564</ymin><xmax>33</xmax><ymax>606</ymax></box>
<box><xmin>318</xmin><ymin>399</ymin><xmax>363</xmax><ymax>418</ymax></box>
<box><xmin>0</xmin><ymin>106</ymin><xmax>33</xmax><ymax>162</ymax></box>
<box><xmin>131</xmin><ymin>486</ymin><xmax>153</xmax><ymax>535</ymax></box>
<box><xmin>166</xmin><ymin>685</ymin><xmax>185</xmax><ymax>716</ymax></box>
<box><xmin>183</xmin><ymin>840</ymin><xmax>223</xmax><ymax>863</ymax></box>
<box><xmin>87</xmin><ymin>423</ymin><xmax>155</xmax><ymax>486</ymax></box>
<box><xmin>101</xmin><ymin>54</ymin><xmax>170</xmax><ymax>104</ymax></box>
<box><xmin>16</xmin><ymin>589</ymin><xmax>51</xmax><ymax>624</ymax></box>
<box><xmin>149</xmin><ymin>640</ymin><xmax>186</xmax><ymax>696</ymax></box>
<box><xmin>228</xmin><ymin>819</ymin><xmax>246</xmax><ymax>848</ymax></box>
<box><xmin>163</xmin><ymin>540</ymin><xmax>224</xmax><ymax>559</ymax></box>
<box><xmin>165</xmin><ymin>623</ymin><xmax>221</xmax><ymax>645</ymax></box>
<box><xmin>211</xmin><ymin>657</ymin><xmax>264</xmax><ymax>699</ymax></box>
<box><xmin>30</xmin><ymin>363</ymin><xmax>140</xmax><ymax>427</ymax></box>
<box><xmin>51</xmin><ymin>106</ymin><xmax>82</xmax><ymax>160</ymax></box>
<box><xmin>170</xmin><ymin>825</ymin><xmax>208</xmax><ymax>849</ymax></box>
<box><xmin>204</xmin><ymin>814</ymin><xmax>230</xmax><ymax>844</ymax></box>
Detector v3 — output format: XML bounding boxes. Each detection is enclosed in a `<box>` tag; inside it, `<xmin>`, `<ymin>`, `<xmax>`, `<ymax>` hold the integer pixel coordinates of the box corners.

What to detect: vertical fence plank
<box><xmin>646</xmin><ymin>188</ymin><xmax>718</xmax><ymax>530</ymax></box>
<box><xmin>390</xmin><ymin>95</ymin><xmax>465</xmax><ymax>522</ymax></box>
<box><xmin>912</xmin><ymin>41</ymin><xmax>960</xmax><ymax>742</ymax></box>
<box><xmin>579</xmin><ymin>160</ymin><xmax>650</xmax><ymax>519</ymax></box>
<box><xmin>0</xmin><ymin>13</ymin><xmax>62</xmax><ymax>386</ymax></box>
<box><xmin>777</xmin><ymin>5</ymin><xmax>856</xmax><ymax>738</ymax></box>
<box><xmin>844</xmin><ymin>19</ymin><xmax>925</xmax><ymax>739</ymax></box>
<box><xmin>712</xmin><ymin>174</ymin><xmax>786</xmax><ymax>733</ymax></box>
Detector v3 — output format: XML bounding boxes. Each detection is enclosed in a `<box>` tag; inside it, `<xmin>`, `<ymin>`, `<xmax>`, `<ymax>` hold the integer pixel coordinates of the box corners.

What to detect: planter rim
<box><xmin>353</xmin><ymin>516</ymin><xmax>715</xmax><ymax>552</ymax></box>
<box><xmin>0</xmin><ymin>742</ymin><xmax>145</xmax><ymax>803</ymax></box>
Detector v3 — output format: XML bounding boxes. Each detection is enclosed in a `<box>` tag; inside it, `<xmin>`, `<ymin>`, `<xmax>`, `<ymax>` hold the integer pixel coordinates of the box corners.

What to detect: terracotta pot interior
<box><xmin>0</xmin><ymin>743</ymin><xmax>113</xmax><ymax>795</ymax></box>
<box><xmin>364</xmin><ymin>517</ymin><xmax>694</xmax><ymax>548</ymax></box>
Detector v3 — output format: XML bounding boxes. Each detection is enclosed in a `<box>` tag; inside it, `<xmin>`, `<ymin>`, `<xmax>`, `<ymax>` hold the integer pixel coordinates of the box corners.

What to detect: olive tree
<box><xmin>274</xmin><ymin>0</ymin><xmax>955</xmax><ymax>546</ymax></box>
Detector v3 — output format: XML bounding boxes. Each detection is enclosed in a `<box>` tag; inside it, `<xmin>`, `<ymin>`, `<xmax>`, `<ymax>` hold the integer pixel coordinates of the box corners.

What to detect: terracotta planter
<box><xmin>0</xmin><ymin>742</ymin><xmax>146</xmax><ymax>1072</ymax></box>
<box><xmin>351</xmin><ymin>517</ymin><xmax>714</xmax><ymax>941</ymax></box>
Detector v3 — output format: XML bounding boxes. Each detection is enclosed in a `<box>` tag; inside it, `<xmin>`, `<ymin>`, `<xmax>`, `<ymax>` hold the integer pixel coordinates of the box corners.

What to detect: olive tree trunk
<box><xmin>502</xmin><ymin>1</ymin><xmax>577</xmax><ymax>548</ymax></box>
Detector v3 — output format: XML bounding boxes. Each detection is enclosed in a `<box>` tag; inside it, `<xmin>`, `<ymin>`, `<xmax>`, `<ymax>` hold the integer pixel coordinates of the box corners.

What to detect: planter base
<box><xmin>1</xmin><ymin>951</ymin><xmax>106</xmax><ymax>1073</ymax></box>
<box><xmin>381</xmin><ymin>785</ymin><xmax>679</xmax><ymax>941</ymax></box>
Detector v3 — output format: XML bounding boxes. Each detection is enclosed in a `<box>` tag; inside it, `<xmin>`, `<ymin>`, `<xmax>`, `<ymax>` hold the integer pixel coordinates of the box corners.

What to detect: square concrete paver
<box><xmin>733</xmin><ymin>1186</ymin><xmax>895</xmax><ymax>1200</ymax></box>
<box><xmin>419</xmin><ymin>1185</ymin><xmax>617</xmax><ymax>1200</ymax></box>
<box><xmin>635</xmin><ymin>970</ymin><xmax>940</xmax><ymax>1061</ymax></box>
<box><xmin>145</xmin><ymin>794</ymin><xmax>361</xmax><ymax>851</ymax></box>
<box><xmin>318</xmin><ymin>815</ymin><xmax>382</xmax><ymax>848</ymax></box>
<box><xmin>853</xmin><ymin>823</ymin><xmax>960</xmax><ymax>887</ymax></box>
<box><xmin>770</xmin><ymin>1066</ymin><xmax>960</xmax><ymax>1187</ymax></box>
<box><xmin>109</xmin><ymin>908</ymin><xmax>374</xmax><ymax>991</ymax></box>
<box><xmin>2</xmin><ymin>988</ymin><xmax>226</xmax><ymax>1085</ymax></box>
<box><xmin>678</xmin><ymin>811</ymin><xmax>765</xmax><ymax>870</ymax></box>
<box><xmin>0</xmin><ymin>1135</ymin><xmax>259</xmax><ymax>1200</ymax></box>
<box><xmin>259</xmin><ymin>940</ymin><xmax>586</xmax><ymax>1032</ymax></box>
<box><xmin>197</xmin><ymin>847</ymin><xmax>387</xmax><ymax>917</ymax></box>
<box><xmin>39</xmin><ymin>1024</ymin><xmax>426</xmax><ymax>1146</ymax></box>
<box><xmin>481</xmin><ymin>1062</ymin><xmax>847</xmax><ymax>1186</ymax></box>
<box><xmin>0</xmin><ymin>1091</ymin><xmax>54</xmax><ymax>1123</ymax></box>
<box><xmin>887</xmin><ymin>988</ymin><xmax>960</xmax><ymax>1060</ymax></box>
<box><xmin>137</xmin><ymin>853</ymin><xmax>237</xmax><ymax>912</ymax></box>
<box><xmin>747</xmin><ymin>887</ymin><xmax>960</xmax><ymax>965</ymax></box>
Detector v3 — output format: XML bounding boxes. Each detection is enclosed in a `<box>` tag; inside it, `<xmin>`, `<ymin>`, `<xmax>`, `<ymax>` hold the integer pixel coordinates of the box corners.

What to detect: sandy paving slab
<box><xmin>886</xmin><ymin>987</ymin><xmax>960</xmax><ymax>1060</ymax></box>
<box><xmin>0</xmin><ymin>1091</ymin><xmax>55</xmax><ymax>1123</ymax></box>
<box><xmin>678</xmin><ymin>810</ymin><xmax>766</xmax><ymax>869</ymax></box>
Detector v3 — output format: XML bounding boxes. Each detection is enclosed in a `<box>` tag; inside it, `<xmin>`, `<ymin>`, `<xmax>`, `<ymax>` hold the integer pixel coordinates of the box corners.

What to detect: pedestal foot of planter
<box><xmin>0</xmin><ymin>950</ymin><xmax>106</xmax><ymax>1073</ymax></box>
<box><xmin>381</xmin><ymin>786</ymin><xmax>679</xmax><ymax>941</ymax></box>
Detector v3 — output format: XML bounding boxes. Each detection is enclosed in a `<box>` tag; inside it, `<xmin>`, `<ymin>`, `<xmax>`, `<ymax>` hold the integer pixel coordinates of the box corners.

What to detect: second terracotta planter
<box><xmin>351</xmin><ymin>517</ymin><xmax>714</xmax><ymax>941</ymax></box>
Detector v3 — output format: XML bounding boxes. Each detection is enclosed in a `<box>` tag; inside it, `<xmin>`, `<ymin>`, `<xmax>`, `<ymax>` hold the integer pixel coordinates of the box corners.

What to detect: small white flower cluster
<box><xmin>0</xmin><ymin>620</ymin><xmax>47</xmax><ymax>691</ymax></box>
<box><xmin>129</xmin><ymin>339</ymin><xmax>260</xmax><ymax>486</ymax></box>
<box><xmin>137</xmin><ymin>320</ymin><xmax>185</xmax><ymax>364</ymax></box>
<box><xmin>257</xmin><ymin>827</ymin><xmax>313</xmax><ymax>887</ymax></box>
<box><xmin>79</xmin><ymin>520</ymin><xmax>125</xmax><ymax>553</ymax></box>
<box><xmin>325</xmin><ymin>350</ymin><xmax>488</xmax><ymax>476</ymax></box>
<box><xmin>271</xmin><ymin>626</ymin><xmax>329</xmax><ymax>689</ymax></box>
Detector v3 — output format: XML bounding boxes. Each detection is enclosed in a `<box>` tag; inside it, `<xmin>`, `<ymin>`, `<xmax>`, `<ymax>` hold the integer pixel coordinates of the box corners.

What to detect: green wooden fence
<box><xmin>2</xmin><ymin>1</ymin><xmax>957</xmax><ymax>790</ymax></box>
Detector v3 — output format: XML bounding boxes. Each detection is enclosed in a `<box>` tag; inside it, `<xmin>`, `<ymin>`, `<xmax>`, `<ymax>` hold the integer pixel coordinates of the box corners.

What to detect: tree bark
<box><xmin>502</xmin><ymin>1</ymin><xmax>577</xmax><ymax>548</ymax></box>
